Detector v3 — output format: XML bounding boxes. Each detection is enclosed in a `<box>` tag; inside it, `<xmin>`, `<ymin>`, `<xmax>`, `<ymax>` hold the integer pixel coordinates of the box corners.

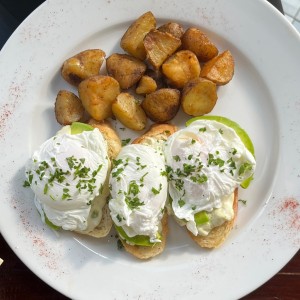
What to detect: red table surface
<box><xmin>0</xmin><ymin>233</ymin><xmax>299</xmax><ymax>299</ymax></box>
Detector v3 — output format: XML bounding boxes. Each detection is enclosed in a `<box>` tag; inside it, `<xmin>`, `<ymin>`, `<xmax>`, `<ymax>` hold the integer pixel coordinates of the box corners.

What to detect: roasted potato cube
<box><xmin>88</xmin><ymin>119</ymin><xmax>122</xmax><ymax>159</ymax></box>
<box><xmin>181</xmin><ymin>28</ymin><xmax>218</xmax><ymax>62</ymax></box>
<box><xmin>61</xmin><ymin>49</ymin><xmax>106</xmax><ymax>86</ymax></box>
<box><xmin>120</xmin><ymin>11</ymin><xmax>156</xmax><ymax>60</ymax></box>
<box><xmin>144</xmin><ymin>69</ymin><xmax>166</xmax><ymax>89</ymax></box>
<box><xmin>112</xmin><ymin>93</ymin><xmax>147</xmax><ymax>131</ymax></box>
<box><xmin>181</xmin><ymin>77</ymin><xmax>217</xmax><ymax>116</ymax></box>
<box><xmin>200</xmin><ymin>50</ymin><xmax>234</xmax><ymax>85</ymax></box>
<box><xmin>143</xmin><ymin>30</ymin><xmax>181</xmax><ymax>69</ymax></box>
<box><xmin>162</xmin><ymin>50</ymin><xmax>201</xmax><ymax>88</ymax></box>
<box><xmin>78</xmin><ymin>75</ymin><xmax>120</xmax><ymax>121</ymax></box>
<box><xmin>136</xmin><ymin>75</ymin><xmax>157</xmax><ymax>94</ymax></box>
<box><xmin>55</xmin><ymin>90</ymin><xmax>85</xmax><ymax>125</ymax></box>
<box><xmin>158</xmin><ymin>22</ymin><xmax>184</xmax><ymax>39</ymax></box>
<box><xmin>106</xmin><ymin>53</ymin><xmax>146</xmax><ymax>89</ymax></box>
<box><xmin>142</xmin><ymin>88</ymin><xmax>180</xmax><ymax>123</ymax></box>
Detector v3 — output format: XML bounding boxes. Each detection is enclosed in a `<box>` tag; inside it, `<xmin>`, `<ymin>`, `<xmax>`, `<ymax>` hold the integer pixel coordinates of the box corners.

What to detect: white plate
<box><xmin>0</xmin><ymin>0</ymin><xmax>299</xmax><ymax>299</ymax></box>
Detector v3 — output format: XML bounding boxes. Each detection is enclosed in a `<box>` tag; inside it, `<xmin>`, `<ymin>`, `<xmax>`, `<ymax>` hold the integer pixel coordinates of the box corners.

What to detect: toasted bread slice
<box><xmin>88</xmin><ymin>118</ymin><xmax>122</xmax><ymax>160</ymax></box>
<box><xmin>121</xmin><ymin>211</ymin><xmax>168</xmax><ymax>259</ymax></box>
<box><xmin>119</xmin><ymin>123</ymin><xmax>177</xmax><ymax>259</ymax></box>
<box><xmin>86</xmin><ymin>203</ymin><xmax>113</xmax><ymax>238</ymax></box>
<box><xmin>76</xmin><ymin>203</ymin><xmax>112</xmax><ymax>238</ymax></box>
<box><xmin>188</xmin><ymin>188</ymin><xmax>238</xmax><ymax>248</ymax></box>
<box><xmin>132</xmin><ymin>123</ymin><xmax>177</xmax><ymax>145</ymax></box>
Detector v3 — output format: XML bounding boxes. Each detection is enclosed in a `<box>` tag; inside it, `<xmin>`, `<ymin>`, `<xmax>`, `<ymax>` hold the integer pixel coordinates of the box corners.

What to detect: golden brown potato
<box><xmin>181</xmin><ymin>77</ymin><xmax>218</xmax><ymax>116</ymax></box>
<box><xmin>158</xmin><ymin>22</ymin><xmax>184</xmax><ymax>39</ymax></box>
<box><xmin>143</xmin><ymin>30</ymin><xmax>181</xmax><ymax>69</ymax></box>
<box><xmin>61</xmin><ymin>49</ymin><xmax>106</xmax><ymax>86</ymax></box>
<box><xmin>112</xmin><ymin>93</ymin><xmax>147</xmax><ymax>131</ymax></box>
<box><xmin>142</xmin><ymin>88</ymin><xmax>180</xmax><ymax>123</ymax></box>
<box><xmin>162</xmin><ymin>50</ymin><xmax>201</xmax><ymax>88</ymax></box>
<box><xmin>120</xmin><ymin>11</ymin><xmax>156</xmax><ymax>60</ymax></box>
<box><xmin>181</xmin><ymin>28</ymin><xmax>218</xmax><ymax>62</ymax></box>
<box><xmin>200</xmin><ymin>50</ymin><xmax>234</xmax><ymax>85</ymax></box>
<box><xmin>88</xmin><ymin>119</ymin><xmax>122</xmax><ymax>159</ymax></box>
<box><xmin>144</xmin><ymin>69</ymin><xmax>166</xmax><ymax>89</ymax></box>
<box><xmin>55</xmin><ymin>90</ymin><xmax>85</xmax><ymax>125</ymax></box>
<box><xmin>135</xmin><ymin>75</ymin><xmax>157</xmax><ymax>94</ymax></box>
<box><xmin>78</xmin><ymin>75</ymin><xmax>120</xmax><ymax>121</ymax></box>
<box><xmin>106</xmin><ymin>53</ymin><xmax>146</xmax><ymax>89</ymax></box>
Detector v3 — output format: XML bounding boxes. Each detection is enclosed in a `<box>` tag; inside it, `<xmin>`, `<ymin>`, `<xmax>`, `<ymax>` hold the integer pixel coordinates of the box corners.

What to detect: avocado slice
<box><xmin>115</xmin><ymin>225</ymin><xmax>159</xmax><ymax>247</ymax></box>
<box><xmin>37</xmin><ymin>209</ymin><xmax>61</xmax><ymax>230</ymax></box>
<box><xmin>44</xmin><ymin>213</ymin><xmax>61</xmax><ymax>230</ymax></box>
<box><xmin>186</xmin><ymin>115</ymin><xmax>255</xmax><ymax>188</ymax></box>
<box><xmin>70</xmin><ymin>122</ymin><xmax>94</xmax><ymax>135</ymax></box>
<box><xmin>194</xmin><ymin>211</ymin><xmax>210</xmax><ymax>226</ymax></box>
<box><xmin>36</xmin><ymin>208</ymin><xmax>61</xmax><ymax>230</ymax></box>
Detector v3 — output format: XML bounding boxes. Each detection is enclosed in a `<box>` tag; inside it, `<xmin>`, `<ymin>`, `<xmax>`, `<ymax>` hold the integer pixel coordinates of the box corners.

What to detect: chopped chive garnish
<box><xmin>178</xmin><ymin>199</ymin><xmax>185</xmax><ymax>207</ymax></box>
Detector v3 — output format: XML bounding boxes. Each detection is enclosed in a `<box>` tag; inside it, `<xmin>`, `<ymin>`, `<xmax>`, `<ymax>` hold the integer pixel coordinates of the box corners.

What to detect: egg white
<box><xmin>164</xmin><ymin>120</ymin><xmax>256</xmax><ymax>235</ymax></box>
<box><xmin>109</xmin><ymin>144</ymin><xmax>168</xmax><ymax>243</ymax></box>
<box><xmin>25</xmin><ymin>126</ymin><xmax>110</xmax><ymax>232</ymax></box>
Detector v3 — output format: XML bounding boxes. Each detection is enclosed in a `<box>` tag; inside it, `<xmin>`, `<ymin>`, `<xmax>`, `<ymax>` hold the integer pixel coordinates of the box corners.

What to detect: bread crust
<box><xmin>188</xmin><ymin>188</ymin><xmax>238</xmax><ymax>248</ymax></box>
<box><xmin>120</xmin><ymin>123</ymin><xmax>176</xmax><ymax>259</ymax></box>
<box><xmin>86</xmin><ymin>203</ymin><xmax>113</xmax><ymax>238</ymax></box>
<box><xmin>132</xmin><ymin>123</ymin><xmax>177</xmax><ymax>144</ymax></box>
<box><xmin>88</xmin><ymin>118</ymin><xmax>122</xmax><ymax>160</ymax></box>
<box><xmin>121</xmin><ymin>212</ymin><xmax>168</xmax><ymax>259</ymax></box>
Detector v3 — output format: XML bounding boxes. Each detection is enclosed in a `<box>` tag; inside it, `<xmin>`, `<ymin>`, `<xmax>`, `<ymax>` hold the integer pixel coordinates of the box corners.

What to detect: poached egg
<box><xmin>24</xmin><ymin>125</ymin><xmax>110</xmax><ymax>232</ymax></box>
<box><xmin>109</xmin><ymin>144</ymin><xmax>168</xmax><ymax>243</ymax></box>
<box><xmin>164</xmin><ymin>119</ymin><xmax>256</xmax><ymax>235</ymax></box>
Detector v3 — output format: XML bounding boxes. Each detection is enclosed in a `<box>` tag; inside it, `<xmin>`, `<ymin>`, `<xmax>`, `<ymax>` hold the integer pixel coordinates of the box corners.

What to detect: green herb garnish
<box><xmin>178</xmin><ymin>199</ymin><xmax>185</xmax><ymax>207</ymax></box>
<box><xmin>239</xmin><ymin>199</ymin><xmax>247</xmax><ymax>205</ymax></box>
<box><xmin>151</xmin><ymin>183</ymin><xmax>162</xmax><ymax>195</ymax></box>
<box><xmin>239</xmin><ymin>162</ymin><xmax>252</xmax><ymax>176</ymax></box>
<box><xmin>121</xmin><ymin>138</ymin><xmax>131</xmax><ymax>146</ymax></box>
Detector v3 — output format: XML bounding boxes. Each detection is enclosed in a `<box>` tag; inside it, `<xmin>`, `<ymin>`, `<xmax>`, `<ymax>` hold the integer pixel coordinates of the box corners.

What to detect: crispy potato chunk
<box><xmin>144</xmin><ymin>69</ymin><xmax>166</xmax><ymax>89</ymax></box>
<box><xmin>162</xmin><ymin>50</ymin><xmax>201</xmax><ymax>88</ymax></box>
<box><xmin>112</xmin><ymin>93</ymin><xmax>147</xmax><ymax>131</ymax></box>
<box><xmin>120</xmin><ymin>11</ymin><xmax>156</xmax><ymax>60</ymax></box>
<box><xmin>181</xmin><ymin>28</ymin><xmax>218</xmax><ymax>62</ymax></box>
<box><xmin>200</xmin><ymin>50</ymin><xmax>234</xmax><ymax>85</ymax></box>
<box><xmin>61</xmin><ymin>49</ymin><xmax>106</xmax><ymax>86</ymax></box>
<box><xmin>88</xmin><ymin>119</ymin><xmax>122</xmax><ymax>159</ymax></box>
<box><xmin>136</xmin><ymin>75</ymin><xmax>157</xmax><ymax>94</ymax></box>
<box><xmin>78</xmin><ymin>75</ymin><xmax>120</xmax><ymax>121</ymax></box>
<box><xmin>106</xmin><ymin>53</ymin><xmax>146</xmax><ymax>89</ymax></box>
<box><xmin>55</xmin><ymin>90</ymin><xmax>85</xmax><ymax>125</ymax></box>
<box><xmin>158</xmin><ymin>22</ymin><xmax>184</xmax><ymax>39</ymax></box>
<box><xmin>142</xmin><ymin>88</ymin><xmax>180</xmax><ymax>123</ymax></box>
<box><xmin>181</xmin><ymin>77</ymin><xmax>217</xmax><ymax>116</ymax></box>
<box><xmin>143</xmin><ymin>30</ymin><xmax>181</xmax><ymax>69</ymax></box>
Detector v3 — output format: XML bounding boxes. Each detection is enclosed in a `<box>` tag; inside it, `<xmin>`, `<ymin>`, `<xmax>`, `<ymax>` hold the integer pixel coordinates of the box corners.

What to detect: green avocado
<box><xmin>37</xmin><ymin>209</ymin><xmax>61</xmax><ymax>230</ymax></box>
<box><xmin>70</xmin><ymin>122</ymin><xmax>94</xmax><ymax>135</ymax></box>
<box><xmin>115</xmin><ymin>225</ymin><xmax>159</xmax><ymax>247</ymax></box>
<box><xmin>35</xmin><ymin>208</ymin><xmax>61</xmax><ymax>230</ymax></box>
<box><xmin>44</xmin><ymin>214</ymin><xmax>61</xmax><ymax>230</ymax></box>
<box><xmin>194</xmin><ymin>211</ymin><xmax>210</xmax><ymax>225</ymax></box>
<box><xmin>186</xmin><ymin>115</ymin><xmax>255</xmax><ymax>188</ymax></box>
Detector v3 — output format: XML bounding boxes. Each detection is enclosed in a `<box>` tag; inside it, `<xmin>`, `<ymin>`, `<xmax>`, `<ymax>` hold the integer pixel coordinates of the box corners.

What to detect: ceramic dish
<box><xmin>0</xmin><ymin>0</ymin><xmax>299</xmax><ymax>299</ymax></box>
